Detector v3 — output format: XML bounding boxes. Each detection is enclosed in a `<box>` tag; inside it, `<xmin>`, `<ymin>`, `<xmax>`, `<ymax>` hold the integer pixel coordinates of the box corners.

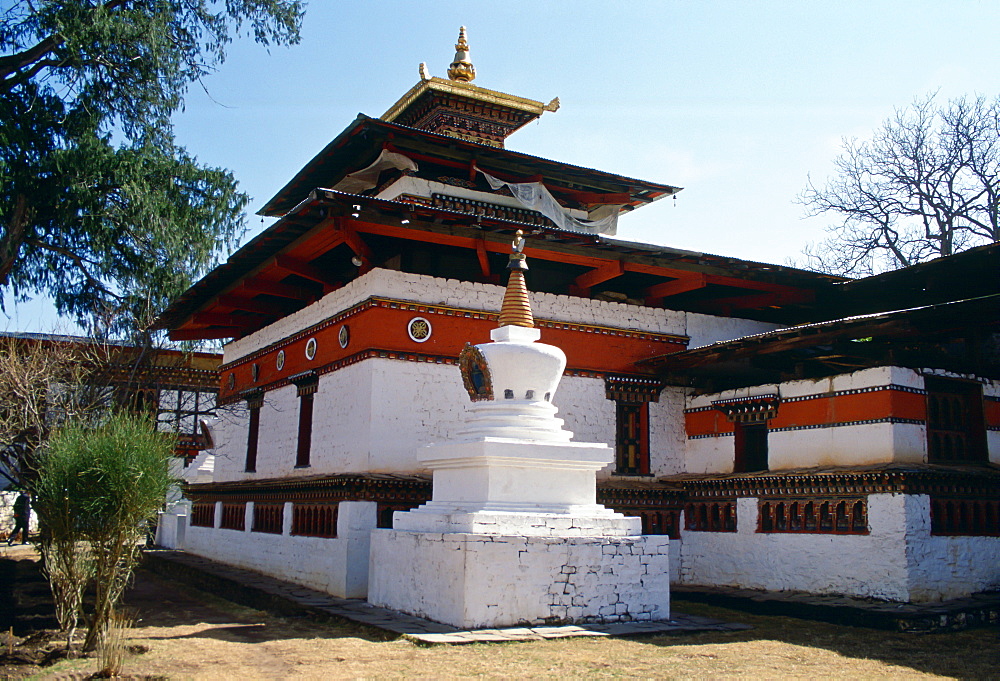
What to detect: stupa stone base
<box><xmin>368</xmin><ymin>524</ymin><xmax>670</xmax><ymax>629</ymax></box>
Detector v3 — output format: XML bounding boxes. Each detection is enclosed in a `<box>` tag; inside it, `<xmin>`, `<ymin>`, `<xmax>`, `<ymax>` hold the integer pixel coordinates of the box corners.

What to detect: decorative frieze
<box><xmin>605</xmin><ymin>376</ymin><xmax>664</xmax><ymax>403</ymax></box>
<box><xmin>711</xmin><ymin>394</ymin><xmax>779</xmax><ymax>423</ymax></box>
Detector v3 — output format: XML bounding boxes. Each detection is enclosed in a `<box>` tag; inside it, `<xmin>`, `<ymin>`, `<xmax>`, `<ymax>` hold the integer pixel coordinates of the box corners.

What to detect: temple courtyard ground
<box><xmin>2</xmin><ymin>543</ymin><xmax>997</xmax><ymax>679</ymax></box>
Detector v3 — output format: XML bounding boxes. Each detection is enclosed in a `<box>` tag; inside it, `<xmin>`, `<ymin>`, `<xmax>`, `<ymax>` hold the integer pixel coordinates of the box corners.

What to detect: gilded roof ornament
<box><xmin>418</xmin><ymin>62</ymin><xmax>430</xmax><ymax>81</ymax></box>
<box><xmin>498</xmin><ymin>231</ymin><xmax>534</xmax><ymax>328</ymax></box>
<box><xmin>447</xmin><ymin>26</ymin><xmax>476</xmax><ymax>83</ymax></box>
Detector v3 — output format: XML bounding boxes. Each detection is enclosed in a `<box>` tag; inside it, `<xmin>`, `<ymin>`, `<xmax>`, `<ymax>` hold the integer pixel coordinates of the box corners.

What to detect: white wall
<box><xmin>650</xmin><ymin>386</ymin><xmax>688</xmax><ymax>476</ymax></box>
<box><xmin>182</xmin><ymin>501</ymin><xmax>376</xmax><ymax>598</ymax></box>
<box><xmin>683</xmin><ymin>312</ymin><xmax>782</xmax><ymax>349</ymax></box>
<box><xmin>902</xmin><ymin>495</ymin><xmax>1000</xmax><ymax>602</ymax></box>
<box><xmin>678</xmin><ymin>495</ymin><xmax>912</xmax><ymax>601</ymax></box>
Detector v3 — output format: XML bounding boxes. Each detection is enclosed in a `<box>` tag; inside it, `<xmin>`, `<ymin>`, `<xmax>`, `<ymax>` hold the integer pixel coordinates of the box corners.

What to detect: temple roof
<box><xmin>259</xmin><ymin>115</ymin><xmax>680</xmax><ymax>218</ymax></box>
<box><xmin>157</xmin><ymin>188</ymin><xmax>844</xmax><ymax>340</ymax></box>
<box><xmin>643</xmin><ymin>293</ymin><xmax>1000</xmax><ymax>390</ymax></box>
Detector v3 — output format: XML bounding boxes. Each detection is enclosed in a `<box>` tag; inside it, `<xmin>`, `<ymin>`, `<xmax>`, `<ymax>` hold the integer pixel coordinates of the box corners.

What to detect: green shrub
<box><xmin>32</xmin><ymin>411</ymin><xmax>175</xmax><ymax>651</ymax></box>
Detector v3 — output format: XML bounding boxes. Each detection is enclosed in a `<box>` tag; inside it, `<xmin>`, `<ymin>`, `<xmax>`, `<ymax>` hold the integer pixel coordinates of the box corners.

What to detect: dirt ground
<box><xmin>2</xmin><ymin>544</ymin><xmax>999</xmax><ymax>680</ymax></box>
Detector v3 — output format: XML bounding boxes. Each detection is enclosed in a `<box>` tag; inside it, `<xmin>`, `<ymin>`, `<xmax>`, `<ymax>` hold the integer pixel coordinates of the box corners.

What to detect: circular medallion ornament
<box><xmin>276</xmin><ymin>349</ymin><xmax>285</xmax><ymax>371</ymax></box>
<box><xmin>251</xmin><ymin>363</ymin><xmax>260</xmax><ymax>382</ymax></box>
<box><xmin>407</xmin><ymin>316</ymin><xmax>432</xmax><ymax>343</ymax></box>
<box><xmin>227</xmin><ymin>373</ymin><xmax>235</xmax><ymax>390</ymax></box>
<box><xmin>305</xmin><ymin>337</ymin><xmax>317</xmax><ymax>360</ymax></box>
<box><xmin>338</xmin><ymin>324</ymin><xmax>350</xmax><ymax>349</ymax></box>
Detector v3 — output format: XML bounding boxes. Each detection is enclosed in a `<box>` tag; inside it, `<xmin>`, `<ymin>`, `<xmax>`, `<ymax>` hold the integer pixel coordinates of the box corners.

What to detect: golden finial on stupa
<box><xmin>498</xmin><ymin>231</ymin><xmax>534</xmax><ymax>328</ymax></box>
<box><xmin>447</xmin><ymin>26</ymin><xmax>476</xmax><ymax>83</ymax></box>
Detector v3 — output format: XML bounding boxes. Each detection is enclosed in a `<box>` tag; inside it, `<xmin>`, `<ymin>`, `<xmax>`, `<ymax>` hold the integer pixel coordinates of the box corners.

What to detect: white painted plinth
<box><xmin>421</xmin><ymin>437</ymin><xmax>613</xmax><ymax>509</ymax></box>
<box><xmin>369</xmin><ymin>529</ymin><xmax>670</xmax><ymax>629</ymax></box>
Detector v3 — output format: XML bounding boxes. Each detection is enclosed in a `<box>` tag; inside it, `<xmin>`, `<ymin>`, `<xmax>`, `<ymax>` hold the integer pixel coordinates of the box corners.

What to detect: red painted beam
<box><xmin>242</xmin><ymin>279</ymin><xmax>318</xmax><ymax>301</ymax></box>
<box><xmin>572</xmin><ymin>260</ymin><xmax>625</xmax><ymax>295</ymax></box>
<box><xmin>643</xmin><ymin>274</ymin><xmax>707</xmax><ymax>305</ymax></box>
<box><xmin>169</xmin><ymin>327</ymin><xmax>242</xmax><ymax>341</ymax></box>
<box><xmin>274</xmin><ymin>255</ymin><xmax>337</xmax><ymax>287</ymax></box>
<box><xmin>216</xmin><ymin>294</ymin><xmax>289</xmax><ymax>316</ymax></box>
<box><xmin>191</xmin><ymin>312</ymin><xmax>259</xmax><ymax>327</ymax></box>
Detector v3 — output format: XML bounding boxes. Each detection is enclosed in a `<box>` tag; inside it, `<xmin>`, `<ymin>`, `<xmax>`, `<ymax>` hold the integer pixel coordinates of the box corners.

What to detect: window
<box><xmin>190</xmin><ymin>503</ymin><xmax>215</xmax><ymax>527</ymax></box>
<box><xmin>615</xmin><ymin>402</ymin><xmax>650</xmax><ymax>475</ymax></box>
<box><xmin>251</xmin><ymin>503</ymin><xmax>284</xmax><ymax>534</ymax></box>
<box><xmin>713</xmin><ymin>395</ymin><xmax>779</xmax><ymax>474</ymax></box>
<box><xmin>293</xmin><ymin>375</ymin><xmax>318</xmax><ymax>468</ymax></box>
<box><xmin>605</xmin><ymin>377</ymin><xmax>662</xmax><ymax>477</ymax></box>
<box><xmin>156</xmin><ymin>388</ymin><xmax>218</xmax><ymax>435</ymax></box>
<box><xmin>245</xmin><ymin>393</ymin><xmax>263</xmax><ymax>473</ymax></box>
<box><xmin>292</xmin><ymin>503</ymin><xmax>338</xmax><ymax>537</ymax></box>
<box><xmin>925</xmin><ymin>376</ymin><xmax>987</xmax><ymax>463</ymax></box>
<box><xmin>219</xmin><ymin>503</ymin><xmax>246</xmax><ymax>530</ymax></box>
<box><xmin>734</xmin><ymin>422</ymin><xmax>768</xmax><ymax>472</ymax></box>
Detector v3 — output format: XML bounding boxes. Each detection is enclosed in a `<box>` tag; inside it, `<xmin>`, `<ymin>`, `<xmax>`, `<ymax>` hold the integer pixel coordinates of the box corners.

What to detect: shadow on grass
<box><xmin>125</xmin><ymin>570</ymin><xmax>397</xmax><ymax>644</ymax></box>
<box><xmin>652</xmin><ymin>599</ymin><xmax>1000</xmax><ymax>680</ymax></box>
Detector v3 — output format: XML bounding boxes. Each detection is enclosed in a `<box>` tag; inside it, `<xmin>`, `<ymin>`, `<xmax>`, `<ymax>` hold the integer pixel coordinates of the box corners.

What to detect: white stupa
<box><xmin>369</xmin><ymin>231</ymin><xmax>670</xmax><ymax>629</ymax></box>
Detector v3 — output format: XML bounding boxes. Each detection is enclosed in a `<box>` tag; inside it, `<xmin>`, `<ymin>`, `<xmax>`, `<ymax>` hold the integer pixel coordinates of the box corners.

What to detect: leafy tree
<box><xmin>0</xmin><ymin>1</ymin><xmax>304</xmax><ymax>333</ymax></box>
<box><xmin>32</xmin><ymin>411</ymin><xmax>176</xmax><ymax>651</ymax></box>
<box><xmin>799</xmin><ymin>94</ymin><xmax>1000</xmax><ymax>276</ymax></box>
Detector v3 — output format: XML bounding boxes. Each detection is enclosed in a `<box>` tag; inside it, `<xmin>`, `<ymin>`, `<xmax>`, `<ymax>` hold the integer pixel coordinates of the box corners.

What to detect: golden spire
<box><xmin>498</xmin><ymin>231</ymin><xmax>534</xmax><ymax>328</ymax></box>
<box><xmin>447</xmin><ymin>26</ymin><xmax>476</xmax><ymax>83</ymax></box>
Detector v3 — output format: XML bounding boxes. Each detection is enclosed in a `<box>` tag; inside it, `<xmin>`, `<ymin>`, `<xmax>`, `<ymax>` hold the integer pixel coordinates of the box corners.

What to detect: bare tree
<box><xmin>798</xmin><ymin>94</ymin><xmax>1000</xmax><ymax>276</ymax></box>
<box><xmin>0</xmin><ymin>335</ymin><xmax>100</xmax><ymax>487</ymax></box>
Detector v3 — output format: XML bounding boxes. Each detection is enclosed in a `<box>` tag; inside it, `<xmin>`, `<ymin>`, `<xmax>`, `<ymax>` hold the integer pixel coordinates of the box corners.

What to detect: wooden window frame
<box><xmin>615</xmin><ymin>401</ymin><xmax>650</xmax><ymax>476</ymax></box>
<box><xmin>245</xmin><ymin>393</ymin><xmax>263</xmax><ymax>473</ymax></box>
<box><xmin>925</xmin><ymin>376</ymin><xmax>988</xmax><ymax>464</ymax></box>
<box><xmin>293</xmin><ymin>375</ymin><xmax>318</xmax><ymax>468</ymax></box>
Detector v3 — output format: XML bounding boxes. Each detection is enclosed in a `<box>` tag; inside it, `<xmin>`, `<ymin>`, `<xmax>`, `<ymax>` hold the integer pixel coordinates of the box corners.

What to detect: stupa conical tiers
<box><xmin>369</xmin><ymin>233</ymin><xmax>671</xmax><ymax>629</ymax></box>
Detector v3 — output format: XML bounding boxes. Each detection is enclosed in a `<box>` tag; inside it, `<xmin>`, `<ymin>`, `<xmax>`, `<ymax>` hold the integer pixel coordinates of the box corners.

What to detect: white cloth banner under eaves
<box><xmin>479</xmin><ymin>170</ymin><xmax>621</xmax><ymax>236</ymax></box>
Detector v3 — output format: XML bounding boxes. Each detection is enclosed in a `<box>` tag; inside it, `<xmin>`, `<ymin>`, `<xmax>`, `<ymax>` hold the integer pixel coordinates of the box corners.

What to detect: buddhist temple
<box><xmin>156</xmin><ymin>29</ymin><xmax>1000</xmax><ymax>614</ymax></box>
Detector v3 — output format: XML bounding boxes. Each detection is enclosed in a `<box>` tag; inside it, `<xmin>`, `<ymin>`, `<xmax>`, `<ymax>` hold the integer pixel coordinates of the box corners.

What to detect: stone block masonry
<box><xmin>369</xmin><ymin>530</ymin><xmax>670</xmax><ymax>629</ymax></box>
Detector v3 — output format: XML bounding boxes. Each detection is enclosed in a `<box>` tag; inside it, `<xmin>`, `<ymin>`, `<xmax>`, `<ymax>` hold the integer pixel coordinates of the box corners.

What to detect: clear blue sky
<box><xmin>5</xmin><ymin>0</ymin><xmax>999</xmax><ymax>333</ymax></box>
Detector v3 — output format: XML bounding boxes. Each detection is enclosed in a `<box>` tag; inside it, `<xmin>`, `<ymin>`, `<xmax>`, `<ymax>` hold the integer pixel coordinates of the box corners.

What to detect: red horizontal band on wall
<box><xmin>985</xmin><ymin>398</ymin><xmax>1000</xmax><ymax>429</ymax></box>
<box><xmin>218</xmin><ymin>297</ymin><xmax>686</xmax><ymax>402</ymax></box>
<box><xmin>686</xmin><ymin>388</ymin><xmax>929</xmax><ymax>437</ymax></box>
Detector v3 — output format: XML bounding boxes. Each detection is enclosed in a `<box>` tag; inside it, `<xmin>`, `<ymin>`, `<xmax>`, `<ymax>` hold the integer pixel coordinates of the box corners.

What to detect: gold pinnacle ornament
<box><xmin>498</xmin><ymin>231</ymin><xmax>534</xmax><ymax>328</ymax></box>
<box><xmin>447</xmin><ymin>26</ymin><xmax>476</xmax><ymax>83</ymax></box>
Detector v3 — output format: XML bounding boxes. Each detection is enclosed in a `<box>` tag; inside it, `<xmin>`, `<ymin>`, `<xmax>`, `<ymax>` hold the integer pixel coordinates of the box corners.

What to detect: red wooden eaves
<box><xmin>571</xmin><ymin>260</ymin><xmax>626</xmax><ymax>296</ymax></box>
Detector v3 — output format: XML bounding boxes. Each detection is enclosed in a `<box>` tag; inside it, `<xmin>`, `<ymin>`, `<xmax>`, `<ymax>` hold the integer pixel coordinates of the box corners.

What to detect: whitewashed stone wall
<box><xmin>369</xmin><ymin>530</ymin><xmax>670</xmax><ymax>627</ymax></box>
<box><xmin>678</xmin><ymin>495</ymin><xmax>913</xmax><ymax>601</ymax></box>
<box><xmin>902</xmin><ymin>495</ymin><xmax>1000</xmax><ymax>601</ymax></box>
<box><xmin>182</xmin><ymin>501</ymin><xmax>376</xmax><ymax>598</ymax></box>
<box><xmin>683</xmin><ymin>311</ymin><xmax>782</xmax><ymax>349</ymax></box>
<box><xmin>650</xmin><ymin>386</ymin><xmax>687</xmax><ymax>476</ymax></box>
<box><xmin>676</xmin><ymin>493</ymin><xmax>1000</xmax><ymax>602</ymax></box>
